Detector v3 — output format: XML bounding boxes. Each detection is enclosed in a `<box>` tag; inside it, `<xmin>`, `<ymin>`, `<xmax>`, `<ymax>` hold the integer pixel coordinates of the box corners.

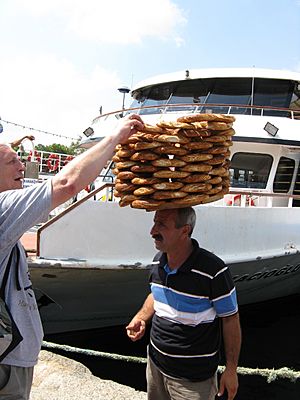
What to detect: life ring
<box><xmin>63</xmin><ymin>155</ymin><xmax>74</xmax><ymax>166</ymax></box>
<box><xmin>47</xmin><ymin>154</ymin><xmax>60</xmax><ymax>172</ymax></box>
<box><xmin>225</xmin><ymin>194</ymin><xmax>255</xmax><ymax>206</ymax></box>
<box><xmin>27</xmin><ymin>150</ymin><xmax>41</xmax><ymax>163</ymax></box>
<box><xmin>85</xmin><ymin>182</ymin><xmax>95</xmax><ymax>193</ymax></box>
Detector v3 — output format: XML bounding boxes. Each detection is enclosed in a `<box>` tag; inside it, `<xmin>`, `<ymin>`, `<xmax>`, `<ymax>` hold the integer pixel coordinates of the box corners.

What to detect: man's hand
<box><xmin>218</xmin><ymin>368</ymin><xmax>238</xmax><ymax>400</ymax></box>
<box><xmin>114</xmin><ymin>114</ymin><xmax>144</xmax><ymax>144</ymax></box>
<box><xmin>126</xmin><ymin>318</ymin><xmax>146</xmax><ymax>342</ymax></box>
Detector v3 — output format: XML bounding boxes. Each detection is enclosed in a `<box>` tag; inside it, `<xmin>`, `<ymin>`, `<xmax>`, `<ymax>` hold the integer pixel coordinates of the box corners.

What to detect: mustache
<box><xmin>152</xmin><ymin>234</ymin><xmax>163</xmax><ymax>241</ymax></box>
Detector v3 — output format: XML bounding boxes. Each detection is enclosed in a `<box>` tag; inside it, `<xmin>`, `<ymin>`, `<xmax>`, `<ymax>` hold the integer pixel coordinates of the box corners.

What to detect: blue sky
<box><xmin>0</xmin><ymin>0</ymin><xmax>299</xmax><ymax>146</ymax></box>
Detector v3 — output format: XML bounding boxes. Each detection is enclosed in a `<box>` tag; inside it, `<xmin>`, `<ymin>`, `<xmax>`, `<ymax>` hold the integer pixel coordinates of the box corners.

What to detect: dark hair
<box><xmin>174</xmin><ymin>207</ymin><xmax>196</xmax><ymax>236</ymax></box>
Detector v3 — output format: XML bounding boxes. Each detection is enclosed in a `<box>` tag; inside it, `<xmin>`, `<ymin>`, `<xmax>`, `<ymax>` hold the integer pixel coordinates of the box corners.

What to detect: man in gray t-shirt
<box><xmin>0</xmin><ymin>114</ymin><xmax>144</xmax><ymax>399</ymax></box>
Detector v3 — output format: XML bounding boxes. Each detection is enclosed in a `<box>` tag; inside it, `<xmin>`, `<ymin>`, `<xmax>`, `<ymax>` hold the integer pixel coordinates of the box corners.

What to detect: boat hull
<box><xmin>30</xmin><ymin>250</ymin><xmax>300</xmax><ymax>334</ymax></box>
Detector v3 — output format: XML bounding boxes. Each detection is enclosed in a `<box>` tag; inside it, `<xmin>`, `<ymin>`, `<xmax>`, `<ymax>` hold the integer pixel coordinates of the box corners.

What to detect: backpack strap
<box><xmin>0</xmin><ymin>244</ymin><xmax>20</xmax><ymax>298</ymax></box>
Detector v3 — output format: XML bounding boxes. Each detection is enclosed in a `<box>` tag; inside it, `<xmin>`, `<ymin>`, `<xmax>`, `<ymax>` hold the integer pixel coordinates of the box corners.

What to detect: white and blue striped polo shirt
<box><xmin>149</xmin><ymin>239</ymin><xmax>238</xmax><ymax>381</ymax></box>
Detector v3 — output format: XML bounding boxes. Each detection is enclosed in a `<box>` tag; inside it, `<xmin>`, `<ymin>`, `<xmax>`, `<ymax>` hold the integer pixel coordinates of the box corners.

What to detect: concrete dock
<box><xmin>30</xmin><ymin>350</ymin><xmax>147</xmax><ymax>400</ymax></box>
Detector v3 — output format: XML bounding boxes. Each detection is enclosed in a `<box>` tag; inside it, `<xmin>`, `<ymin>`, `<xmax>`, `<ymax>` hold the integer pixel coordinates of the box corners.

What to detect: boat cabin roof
<box><xmin>132</xmin><ymin>68</ymin><xmax>300</xmax><ymax>92</ymax></box>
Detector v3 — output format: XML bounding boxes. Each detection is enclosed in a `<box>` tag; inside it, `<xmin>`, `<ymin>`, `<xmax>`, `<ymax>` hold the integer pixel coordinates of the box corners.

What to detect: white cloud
<box><xmin>16</xmin><ymin>0</ymin><xmax>187</xmax><ymax>45</ymax></box>
<box><xmin>0</xmin><ymin>0</ymin><xmax>188</xmax><ymax>146</ymax></box>
<box><xmin>0</xmin><ymin>53</ymin><xmax>122</xmax><ymax>145</ymax></box>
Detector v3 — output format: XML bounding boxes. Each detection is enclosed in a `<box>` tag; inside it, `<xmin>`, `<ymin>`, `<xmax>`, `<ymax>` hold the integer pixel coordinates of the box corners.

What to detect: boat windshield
<box><xmin>130</xmin><ymin>77</ymin><xmax>300</xmax><ymax>117</ymax></box>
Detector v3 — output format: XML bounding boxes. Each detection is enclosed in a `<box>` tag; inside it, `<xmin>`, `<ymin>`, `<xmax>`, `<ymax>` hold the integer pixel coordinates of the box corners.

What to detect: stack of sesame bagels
<box><xmin>112</xmin><ymin>113</ymin><xmax>235</xmax><ymax>211</ymax></box>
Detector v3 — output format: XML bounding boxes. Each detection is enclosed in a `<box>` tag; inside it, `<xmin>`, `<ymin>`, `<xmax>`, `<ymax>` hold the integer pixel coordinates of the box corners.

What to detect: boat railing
<box><xmin>92</xmin><ymin>103</ymin><xmax>300</xmax><ymax>124</ymax></box>
<box><xmin>18</xmin><ymin>149</ymin><xmax>78</xmax><ymax>177</ymax></box>
<box><xmin>226</xmin><ymin>189</ymin><xmax>300</xmax><ymax>208</ymax></box>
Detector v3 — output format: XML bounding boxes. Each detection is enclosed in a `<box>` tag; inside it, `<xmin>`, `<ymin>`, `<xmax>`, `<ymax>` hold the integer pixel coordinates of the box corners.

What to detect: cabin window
<box><xmin>229</xmin><ymin>152</ymin><xmax>273</xmax><ymax>189</ymax></box>
<box><xmin>253</xmin><ymin>79</ymin><xmax>293</xmax><ymax>117</ymax></box>
<box><xmin>292</xmin><ymin>162</ymin><xmax>300</xmax><ymax>206</ymax></box>
<box><xmin>273</xmin><ymin>157</ymin><xmax>295</xmax><ymax>193</ymax></box>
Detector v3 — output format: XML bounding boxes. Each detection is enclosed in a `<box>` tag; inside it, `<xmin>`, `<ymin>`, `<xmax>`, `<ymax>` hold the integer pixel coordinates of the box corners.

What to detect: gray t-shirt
<box><xmin>0</xmin><ymin>180</ymin><xmax>52</xmax><ymax>367</ymax></box>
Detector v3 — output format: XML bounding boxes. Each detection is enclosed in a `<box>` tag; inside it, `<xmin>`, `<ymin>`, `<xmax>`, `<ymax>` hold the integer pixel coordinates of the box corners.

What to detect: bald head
<box><xmin>0</xmin><ymin>144</ymin><xmax>25</xmax><ymax>192</ymax></box>
<box><xmin>0</xmin><ymin>143</ymin><xmax>10</xmax><ymax>152</ymax></box>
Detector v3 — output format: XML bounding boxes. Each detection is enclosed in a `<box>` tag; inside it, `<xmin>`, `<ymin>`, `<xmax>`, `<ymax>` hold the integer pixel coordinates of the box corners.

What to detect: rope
<box><xmin>42</xmin><ymin>341</ymin><xmax>300</xmax><ymax>383</ymax></box>
<box><xmin>0</xmin><ymin>118</ymin><xmax>78</xmax><ymax>141</ymax></box>
<box><xmin>42</xmin><ymin>340</ymin><xmax>146</xmax><ymax>364</ymax></box>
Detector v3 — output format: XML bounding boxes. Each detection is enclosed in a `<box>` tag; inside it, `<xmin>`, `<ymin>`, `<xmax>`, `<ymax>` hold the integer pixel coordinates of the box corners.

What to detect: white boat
<box><xmin>28</xmin><ymin>67</ymin><xmax>300</xmax><ymax>335</ymax></box>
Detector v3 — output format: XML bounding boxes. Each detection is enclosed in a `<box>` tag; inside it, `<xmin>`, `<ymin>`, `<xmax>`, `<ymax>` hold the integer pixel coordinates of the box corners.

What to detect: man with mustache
<box><xmin>0</xmin><ymin>114</ymin><xmax>144</xmax><ymax>400</ymax></box>
<box><xmin>126</xmin><ymin>207</ymin><xmax>241</xmax><ymax>400</ymax></box>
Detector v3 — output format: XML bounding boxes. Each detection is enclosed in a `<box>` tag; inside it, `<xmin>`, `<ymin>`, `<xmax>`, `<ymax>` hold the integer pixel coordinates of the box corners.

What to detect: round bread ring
<box><xmin>152</xmin><ymin>158</ymin><xmax>187</xmax><ymax>168</ymax></box>
<box><xmin>206</xmin><ymin>146</ymin><xmax>229</xmax><ymax>155</ymax></box>
<box><xmin>133</xmin><ymin>187</ymin><xmax>156</xmax><ymax>196</ymax></box>
<box><xmin>221</xmin><ymin>128</ymin><xmax>235</xmax><ymax>137</ymax></box>
<box><xmin>170</xmin><ymin>194</ymin><xmax>209</xmax><ymax>207</ymax></box>
<box><xmin>131</xmin><ymin>199</ymin><xmax>165</xmax><ymax>211</ymax></box>
<box><xmin>181</xmin><ymin>164</ymin><xmax>213</xmax><ymax>173</ymax></box>
<box><xmin>222</xmin><ymin>177</ymin><xmax>230</xmax><ymax>189</ymax></box>
<box><xmin>141</xmin><ymin>124</ymin><xmax>167</xmax><ymax>134</ymax></box>
<box><xmin>181</xmin><ymin>174</ymin><xmax>211</xmax><ymax>183</ymax></box>
<box><xmin>157</xmin><ymin>121</ymin><xmax>195</xmax><ymax>130</ymax></box>
<box><xmin>117</xmin><ymin>171</ymin><xmax>137</xmax><ymax>180</ymax></box>
<box><xmin>204</xmin><ymin>135</ymin><xmax>227</xmax><ymax>143</ymax></box>
<box><xmin>131</xmin><ymin>164</ymin><xmax>158</xmax><ymax>173</ymax></box>
<box><xmin>134</xmin><ymin>141</ymin><xmax>161</xmax><ymax>150</ymax></box>
<box><xmin>116</xmin><ymin>149</ymin><xmax>136</xmax><ymax>158</ymax></box>
<box><xmin>209</xmin><ymin>167</ymin><xmax>227</xmax><ymax>176</ymax></box>
<box><xmin>115</xmin><ymin>182</ymin><xmax>136</xmax><ymax>193</ymax></box>
<box><xmin>221</xmin><ymin>170</ymin><xmax>230</xmax><ymax>178</ymax></box>
<box><xmin>204</xmin><ymin>156</ymin><xmax>227</xmax><ymax>165</ymax></box>
<box><xmin>156</xmin><ymin>133</ymin><xmax>189</xmax><ymax>144</ymax></box>
<box><xmin>119</xmin><ymin>194</ymin><xmax>139</xmax><ymax>207</ymax></box>
<box><xmin>180</xmin><ymin>153</ymin><xmax>213</xmax><ymax>163</ymax></box>
<box><xmin>112</xmin><ymin>168</ymin><xmax>119</xmax><ymax>175</ymax></box>
<box><xmin>125</xmin><ymin>133</ymin><xmax>144</xmax><ymax>144</ymax></box>
<box><xmin>216</xmin><ymin>140</ymin><xmax>233</xmax><ymax>147</ymax></box>
<box><xmin>177</xmin><ymin>113</ymin><xmax>236</xmax><ymax>123</ymax></box>
<box><xmin>207</xmin><ymin>122</ymin><xmax>233</xmax><ymax>131</ymax></box>
<box><xmin>139</xmin><ymin>133</ymin><xmax>161</xmax><ymax>142</ymax></box>
<box><xmin>112</xmin><ymin>155</ymin><xmax>121</xmax><ymax>163</ymax></box>
<box><xmin>130</xmin><ymin>151</ymin><xmax>159</xmax><ymax>161</ymax></box>
<box><xmin>190</xmin><ymin>121</ymin><xmax>209</xmax><ymax>130</ymax></box>
<box><xmin>182</xmin><ymin>129</ymin><xmax>211</xmax><ymax>138</ymax></box>
<box><xmin>206</xmin><ymin>176</ymin><xmax>223</xmax><ymax>185</ymax></box>
<box><xmin>206</xmin><ymin>185</ymin><xmax>223</xmax><ymax>195</ymax></box>
<box><xmin>113</xmin><ymin>190</ymin><xmax>122</xmax><ymax>198</ymax></box>
<box><xmin>154</xmin><ymin>146</ymin><xmax>188</xmax><ymax>156</ymax></box>
<box><xmin>152</xmin><ymin>191</ymin><xmax>188</xmax><ymax>200</ymax></box>
<box><xmin>222</xmin><ymin>160</ymin><xmax>231</xmax><ymax>169</ymax></box>
<box><xmin>116</xmin><ymin>161</ymin><xmax>136</xmax><ymax>170</ymax></box>
<box><xmin>153</xmin><ymin>170</ymin><xmax>191</xmax><ymax>179</ymax></box>
<box><xmin>152</xmin><ymin>182</ymin><xmax>184</xmax><ymax>190</ymax></box>
<box><xmin>182</xmin><ymin>183</ymin><xmax>212</xmax><ymax>193</ymax></box>
<box><xmin>132</xmin><ymin>177</ymin><xmax>161</xmax><ymax>185</ymax></box>
<box><xmin>222</xmin><ymin>151</ymin><xmax>231</xmax><ymax>158</ymax></box>
<box><xmin>183</xmin><ymin>142</ymin><xmax>213</xmax><ymax>151</ymax></box>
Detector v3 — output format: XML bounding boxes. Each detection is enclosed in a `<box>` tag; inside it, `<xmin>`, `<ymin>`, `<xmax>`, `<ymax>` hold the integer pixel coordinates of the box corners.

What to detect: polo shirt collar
<box><xmin>156</xmin><ymin>239</ymin><xmax>200</xmax><ymax>273</ymax></box>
